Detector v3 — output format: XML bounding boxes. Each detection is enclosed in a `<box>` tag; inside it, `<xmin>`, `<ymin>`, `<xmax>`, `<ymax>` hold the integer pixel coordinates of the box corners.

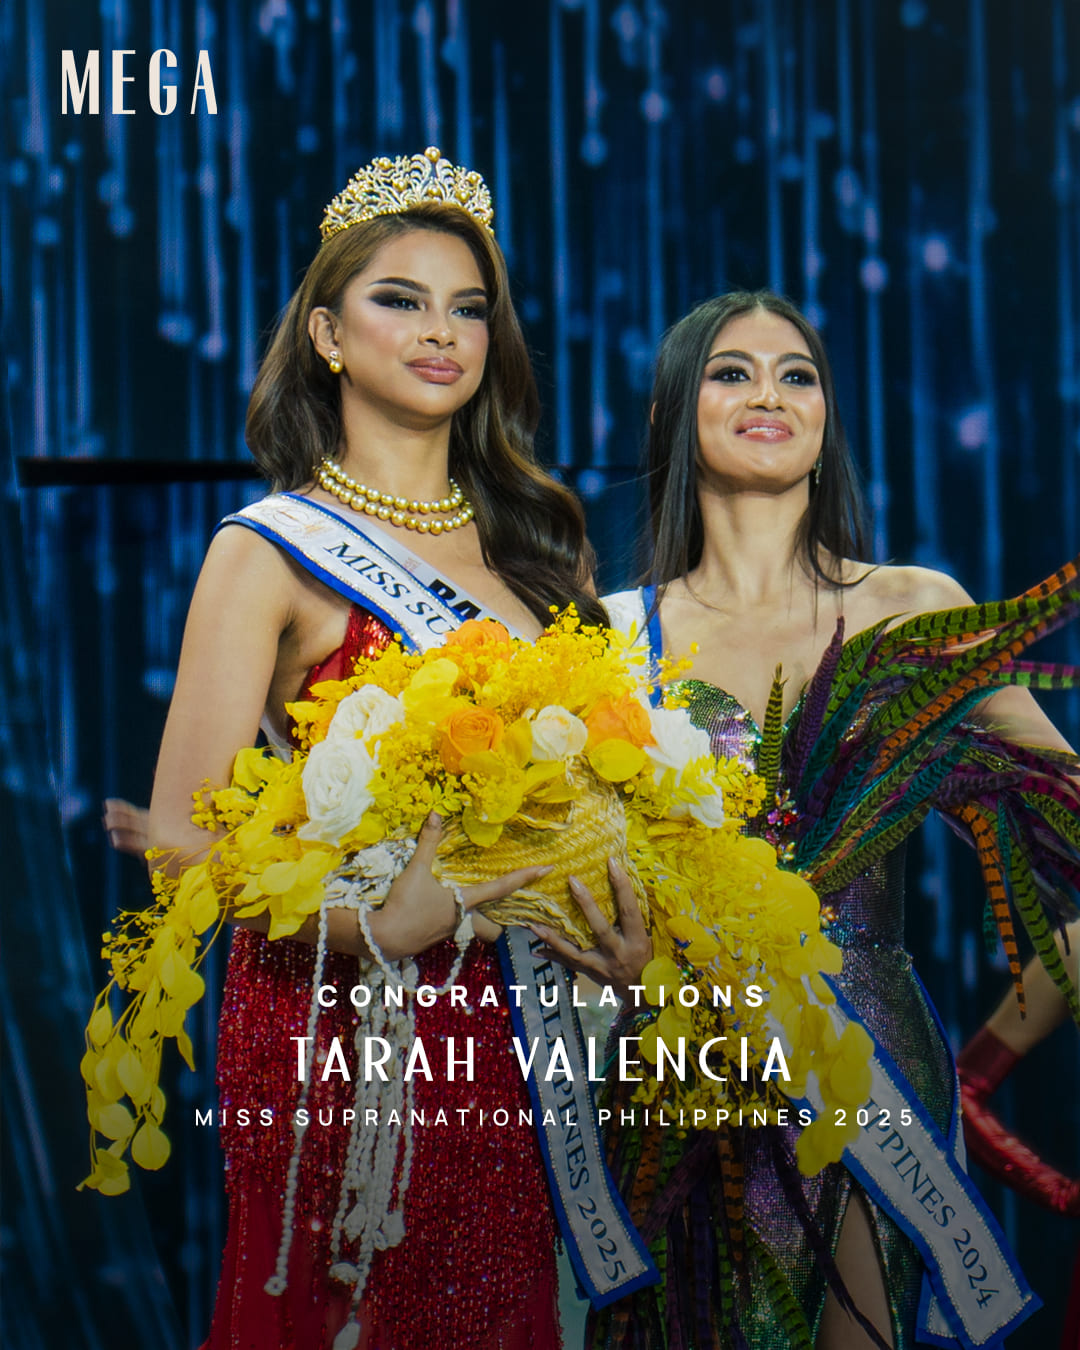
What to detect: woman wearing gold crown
<box><xmin>145</xmin><ymin>149</ymin><xmax>599</xmax><ymax>1350</ymax></box>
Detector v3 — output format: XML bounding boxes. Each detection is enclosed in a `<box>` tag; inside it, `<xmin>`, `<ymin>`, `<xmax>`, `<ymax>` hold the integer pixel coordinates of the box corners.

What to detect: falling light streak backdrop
<box><xmin>3</xmin><ymin>2</ymin><xmax>1080</xmax><ymax>1346</ymax></box>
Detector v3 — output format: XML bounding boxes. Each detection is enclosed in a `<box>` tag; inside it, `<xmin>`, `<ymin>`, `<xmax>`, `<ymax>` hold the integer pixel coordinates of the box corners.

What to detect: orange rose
<box><xmin>441</xmin><ymin>619</ymin><xmax>512</xmax><ymax>655</ymax></box>
<box><xmin>585</xmin><ymin>692</ymin><xmax>655</xmax><ymax>748</ymax></box>
<box><xmin>439</xmin><ymin>707</ymin><xmax>506</xmax><ymax>773</ymax></box>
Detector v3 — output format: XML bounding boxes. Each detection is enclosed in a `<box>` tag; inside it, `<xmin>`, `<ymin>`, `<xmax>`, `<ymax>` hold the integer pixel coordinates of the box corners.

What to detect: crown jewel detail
<box><xmin>320</xmin><ymin>147</ymin><xmax>495</xmax><ymax>241</ymax></box>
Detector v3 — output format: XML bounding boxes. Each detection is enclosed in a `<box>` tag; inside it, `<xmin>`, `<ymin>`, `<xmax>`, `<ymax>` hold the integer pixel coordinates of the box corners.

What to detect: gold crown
<box><xmin>319</xmin><ymin>146</ymin><xmax>495</xmax><ymax>242</ymax></box>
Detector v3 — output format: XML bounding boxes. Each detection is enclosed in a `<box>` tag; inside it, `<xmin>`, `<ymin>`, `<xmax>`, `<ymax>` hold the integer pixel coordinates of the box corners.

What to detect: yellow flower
<box><xmin>657</xmin><ymin>1002</ymin><xmax>692</xmax><ymax>1042</ymax></box>
<box><xmin>585</xmin><ymin>692</ymin><xmax>655</xmax><ymax>749</ymax></box>
<box><xmin>640</xmin><ymin>955</ymin><xmax>683</xmax><ymax>1006</ymax></box>
<box><xmin>588</xmin><ymin>739</ymin><xmax>647</xmax><ymax>782</ymax></box>
<box><xmin>158</xmin><ymin>950</ymin><xmax>205</xmax><ymax>1010</ymax></box>
<box><xmin>664</xmin><ymin>914</ymin><xmax>722</xmax><ymax>966</ymax></box>
<box><xmin>439</xmin><ymin>619</ymin><xmax>513</xmax><ymax>687</ymax></box>
<box><xmin>461</xmin><ymin>803</ymin><xmax>504</xmax><ymax>846</ymax></box>
<box><xmin>824</xmin><ymin>1023</ymin><xmax>874</xmax><ymax>1106</ymax></box>
<box><xmin>402</xmin><ymin>658</ymin><xmax>461</xmax><ymax>724</ymax></box>
<box><xmin>80</xmin><ymin>1145</ymin><xmax>132</xmax><ymax>1196</ymax></box>
<box><xmin>131</xmin><ymin>1120</ymin><xmax>171</xmax><ymax>1170</ymax></box>
<box><xmin>638</xmin><ymin>1018</ymin><xmax>662</xmax><ymax>1064</ymax></box>
<box><xmin>796</xmin><ymin>1115</ymin><xmax>850</xmax><ymax>1174</ymax></box>
<box><xmin>86</xmin><ymin>614</ymin><xmax>865</xmax><ymax>1189</ymax></box>
<box><xmin>763</xmin><ymin>869</ymin><xmax>820</xmax><ymax>931</ymax></box>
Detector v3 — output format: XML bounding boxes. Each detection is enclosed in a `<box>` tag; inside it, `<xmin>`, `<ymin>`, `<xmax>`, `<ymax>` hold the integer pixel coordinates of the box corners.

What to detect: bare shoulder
<box><xmin>840</xmin><ymin>561</ymin><xmax>975</xmax><ymax>630</ymax></box>
<box><xmin>202</xmin><ymin>518</ymin><xmax>297</xmax><ymax>583</ymax></box>
<box><xmin>193</xmin><ymin>519</ymin><xmax>309</xmax><ymax>620</ymax></box>
<box><xmin>851</xmin><ymin>561</ymin><xmax>973</xmax><ymax>612</ymax></box>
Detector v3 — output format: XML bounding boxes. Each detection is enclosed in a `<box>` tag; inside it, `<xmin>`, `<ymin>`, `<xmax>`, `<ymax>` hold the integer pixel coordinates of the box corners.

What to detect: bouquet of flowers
<box><xmin>81</xmin><ymin>611</ymin><xmax>869</xmax><ymax>1194</ymax></box>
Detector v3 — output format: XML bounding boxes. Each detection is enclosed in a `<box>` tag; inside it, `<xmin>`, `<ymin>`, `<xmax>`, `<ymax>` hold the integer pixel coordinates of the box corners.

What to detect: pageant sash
<box><xmin>498</xmin><ymin>927</ymin><xmax>659</xmax><ymax>1307</ymax></box>
<box><xmin>768</xmin><ymin>980</ymin><xmax>1037</xmax><ymax>1348</ymax></box>
<box><xmin>220</xmin><ymin>493</ymin><xmax>505</xmax><ymax>650</ymax></box>
<box><xmin>229</xmin><ymin>496</ymin><xmax>658</xmax><ymax>1305</ymax></box>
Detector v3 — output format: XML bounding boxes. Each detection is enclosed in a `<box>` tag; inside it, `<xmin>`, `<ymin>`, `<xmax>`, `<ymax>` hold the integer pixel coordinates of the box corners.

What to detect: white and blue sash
<box><xmin>224</xmin><ymin>496</ymin><xmax>658</xmax><ymax>1306</ymax></box>
<box><xmin>498</xmin><ymin>927</ymin><xmax>660</xmax><ymax>1307</ymax></box>
<box><xmin>605</xmin><ymin>584</ymin><xmax>1036</xmax><ymax>1347</ymax></box>
<box><xmin>220</xmin><ymin>493</ymin><xmax>493</xmax><ymax>651</ymax></box>
<box><xmin>769</xmin><ymin>980</ymin><xmax>1037</xmax><ymax>1348</ymax></box>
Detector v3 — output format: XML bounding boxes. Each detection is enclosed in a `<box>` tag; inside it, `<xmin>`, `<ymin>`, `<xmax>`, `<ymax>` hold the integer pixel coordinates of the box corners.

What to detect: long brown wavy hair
<box><xmin>246</xmin><ymin>201</ymin><xmax>603</xmax><ymax>628</ymax></box>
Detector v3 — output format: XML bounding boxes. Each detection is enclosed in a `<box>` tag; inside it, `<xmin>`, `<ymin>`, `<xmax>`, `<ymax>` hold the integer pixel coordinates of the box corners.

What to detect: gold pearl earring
<box><xmin>328</xmin><ymin>350</ymin><xmax>343</xmax><ymax>374</ymax></box>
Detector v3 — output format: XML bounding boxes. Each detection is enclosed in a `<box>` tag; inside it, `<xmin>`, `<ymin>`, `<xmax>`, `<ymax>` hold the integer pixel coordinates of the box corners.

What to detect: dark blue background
<box><xmin>4</xmin><ymin>1</ymin><xmax>1079</xmax><ymax>1345</ymax></box>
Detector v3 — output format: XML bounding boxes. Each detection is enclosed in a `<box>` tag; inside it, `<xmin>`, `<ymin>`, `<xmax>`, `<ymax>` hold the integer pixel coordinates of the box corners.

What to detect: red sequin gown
<box><xmin>204</xmin><ymin>607</ymin><xmax>561</xmax><ymax>1350</ymax></box>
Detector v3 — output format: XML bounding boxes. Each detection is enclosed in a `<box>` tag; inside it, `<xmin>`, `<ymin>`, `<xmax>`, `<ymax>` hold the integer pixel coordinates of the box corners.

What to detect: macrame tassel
<box><xmin>331</xmin><ymin>1319</ymin><xmax>361</xmax><ymax>1350</ymax></box>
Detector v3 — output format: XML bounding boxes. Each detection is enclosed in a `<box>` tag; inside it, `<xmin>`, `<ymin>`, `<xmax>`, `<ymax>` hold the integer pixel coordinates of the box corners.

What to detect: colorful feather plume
<box><xmin>789</xmin><ymin>555</ymin><xmax>1080</xmax><ymax>1019</ymax></box>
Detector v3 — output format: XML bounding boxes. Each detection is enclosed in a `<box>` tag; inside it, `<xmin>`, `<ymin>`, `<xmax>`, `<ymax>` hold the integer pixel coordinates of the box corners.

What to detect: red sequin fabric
<box><xmin>204</xmin><ymin>607</ymin><xmax>560</xmax><ymax>1350</ymax></box>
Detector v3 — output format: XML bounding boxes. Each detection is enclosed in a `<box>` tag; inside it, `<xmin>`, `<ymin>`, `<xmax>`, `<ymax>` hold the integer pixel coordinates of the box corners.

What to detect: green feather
<box><xmin>744</xmin><ymin>1229</ymin><xmax>814</xmax><ymax>1348</ymax></box>
<box><xmin>873</xmin><ymin>592</ymin><xmax>1047</xmax><ymax>658</ymax></box>
<box><xmin>982</xmin><ymin>892</ymin><xmax>1002</xmax><ymax>956</ymax></box>
<box><xmin>758</xmin><ymin>667</ymin><xmax>787</xmax><ymax>804</ymax></box>
<box><xmin>1019</xmin><ymin>794</ymin><xmax>1080</xmax><ymax>851</ymax></box>
<box><xmin>1008</xmin><ymin>850</ymin><xmax>1080</xmax><ymax>1024</ymax></box>
<box><xmin>869</xmin><ymin>626</ymin><xmax>1029</xmax><ymax>738</ymax></box>
<box><xmin>798</xmin><ymin>727</ymin><xmax>962</xmax><ymax>869</ymax></box>
<box><xmin>801</xmin><ymin>680</ymin><xmax>877</xmax><ymax>789</ymax></box>
<box><xmin>823</xmin><ymin>617</ymin><xmax>892</xmax><ymax>714</ymax></box>
<box><xmin>812</xmin><ymin>804</ymin><xmax>935</xmax><ymax>893</ymax></box>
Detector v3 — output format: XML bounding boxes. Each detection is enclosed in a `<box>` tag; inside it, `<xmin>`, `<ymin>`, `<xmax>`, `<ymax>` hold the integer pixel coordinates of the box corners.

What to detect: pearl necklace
<box><xmin>317</xmin><ymin>456</ymin><xmax>475</xmax><ymax>535</ymax></box>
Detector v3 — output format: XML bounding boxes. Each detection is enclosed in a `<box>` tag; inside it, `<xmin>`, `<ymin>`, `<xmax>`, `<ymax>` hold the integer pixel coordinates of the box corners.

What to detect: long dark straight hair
<box><xmin>245</xmin><ymin>201</ymin><xmax>603</xmax><ymax>628</ymax></box>
<box><xmin>644</xmin><ymin>290</ymin><xmax>869</xmax><ymax>588</ymax></box>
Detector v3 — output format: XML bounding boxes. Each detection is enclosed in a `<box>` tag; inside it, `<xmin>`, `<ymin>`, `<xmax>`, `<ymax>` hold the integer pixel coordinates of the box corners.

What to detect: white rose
<box><xmin>325</xmin><ymin>685</ymin><xmax>404</xmax><ymax>745</ymax></box>
<box><xmin>299</xmin><ymin>737</ymin><xmax>377</xmax><ymax>844</ymax></box>
<box><xmin>644</xmin><ymin>706</ymin><xmax>713</xmax><ymax>772</ymax></box>
<box><xmin>530</xmin><ymin>705</ymin><xmax>588</xmax><ymax>761</ymax></box>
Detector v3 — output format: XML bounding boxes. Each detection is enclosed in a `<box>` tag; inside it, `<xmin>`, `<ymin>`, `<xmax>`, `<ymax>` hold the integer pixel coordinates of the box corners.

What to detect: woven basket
<box><xmin>437</xmin><ymin>767</ymin><xmax>648</xmax><ymax>949</ymax></box>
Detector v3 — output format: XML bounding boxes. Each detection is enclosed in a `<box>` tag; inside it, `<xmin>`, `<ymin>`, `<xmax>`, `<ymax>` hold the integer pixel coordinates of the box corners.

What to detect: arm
<box><xmin>149</xmin><ymin>524</ymin><xmax>289</xmax><ymax>865</ymax></box>
<box><xmin>958</xmin><ymin>924</ymin><xmax>1080</xmax><ymax>1216</ymax></box>
<box><xmin>149</xmin><ymin>525</ymin><xmax>539</xmax><ymax>959</ymax></box>
<box><xmin>103</xmin><ymin>798</ymin><xmax>151</xmax><ymax>858</ymax></box>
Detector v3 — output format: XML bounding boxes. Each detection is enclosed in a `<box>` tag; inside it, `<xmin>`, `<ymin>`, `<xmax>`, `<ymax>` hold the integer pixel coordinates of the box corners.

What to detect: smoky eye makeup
<box><xmin>703</xmin><ymin>353</ymin><xmax>819</xmax><ymax>385</ymax></box>
<box><xmin>368</xmin><ymin>289</ymin><xmax>421</xmax><ymax>309</ymax></box>
<box><xmin>365</xmin><ymin>288</ymin><xmax>488</xmax><ymax>319</ymax></box>
<box><xmin>781</xmin><ymin>365</ymin><xmax>819</xmax><ymax>385</ymax></box>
